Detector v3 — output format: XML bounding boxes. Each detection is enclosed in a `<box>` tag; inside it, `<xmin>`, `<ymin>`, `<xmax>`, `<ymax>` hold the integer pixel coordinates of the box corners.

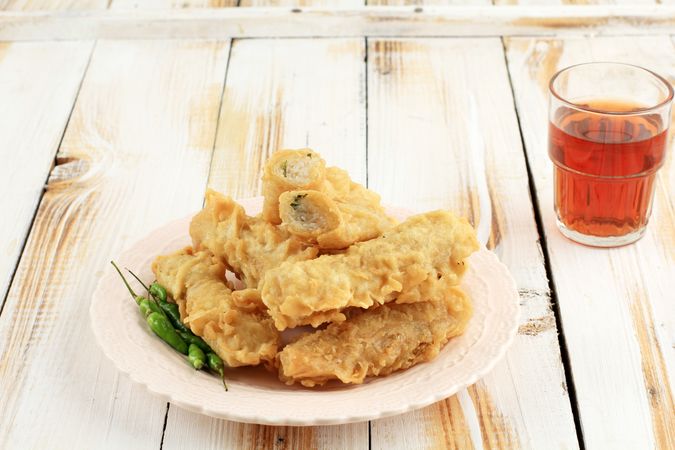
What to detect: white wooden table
<box><xmin>0</xmin><ymin>2</ymin><xmax>673</xmax><ymax>449</ymax></box>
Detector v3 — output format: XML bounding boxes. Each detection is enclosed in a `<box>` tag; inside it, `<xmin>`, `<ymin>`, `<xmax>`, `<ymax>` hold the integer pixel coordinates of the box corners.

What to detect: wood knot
<box><xmin>48</xmin><ymin>154</ymin><xmax>92</xmax><ymax>188</ymax></box>
<box><xmin>518</xmin><ymin>314</ymin><xmax>556</xmax><ymax>336</ymax></box>
<box><xmin>518</xmin><ymin>288</ymin><xmax>550</xmax><ymax>302</ymax></box>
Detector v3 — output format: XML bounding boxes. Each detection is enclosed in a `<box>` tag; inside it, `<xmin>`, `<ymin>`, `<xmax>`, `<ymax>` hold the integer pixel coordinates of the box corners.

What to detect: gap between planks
<box><xmin>504</xmin><ymin>35</ymin><xmax>675</xmax><ymax>449</ymax></box>
<box><xmin>156</xmin><ymin>36</ymin><xmax>234</xmax><ymax>450</ymax></box>
<box><xmin>0</xmin><ymin>41</ymin><xmax>96</xmax><ymax>318</ymax></box>
<box><xmin>498</xmin><ymin>35</ymin><xmax>585</xmax><ymax>450</ymax></box>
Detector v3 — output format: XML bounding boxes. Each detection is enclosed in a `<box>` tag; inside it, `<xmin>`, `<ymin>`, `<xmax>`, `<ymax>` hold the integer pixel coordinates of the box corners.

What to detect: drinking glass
<box><xmin>548</xmin><ymin>62</ymin><xmax>673</xmax><ymax>247</ymax></box>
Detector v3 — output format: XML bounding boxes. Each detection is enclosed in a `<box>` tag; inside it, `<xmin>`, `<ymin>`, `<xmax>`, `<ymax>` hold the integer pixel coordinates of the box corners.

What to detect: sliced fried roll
<box><xmin>278</xmin><ymin>190</ymin><xmax>342</xmax><ymax>239</ymax></box>
<box><xmin>262</xmin><ymin>149</ymin><xmax>326</xmax><ymax>224</ymax></box>
<box><xmin>279</xmin><ymin>189</ymin><xmax>394</xmax><ymax>250</ymax></box>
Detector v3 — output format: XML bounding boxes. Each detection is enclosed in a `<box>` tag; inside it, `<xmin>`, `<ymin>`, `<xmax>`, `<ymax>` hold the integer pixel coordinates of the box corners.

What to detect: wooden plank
<box><xmin>208</xmin><ymin>38</ymin><xmax>367</xmax><ymax>192</ymax></box>
<box><xmin>0</xmin><ymin>39</ymin><xmax>230</xmax><ymax>449</ymax></box>
<box><xmin>1</xmin><ymin>6</ymin><xmax>675</xmax><ymax>40</ymax></box>
<box><xmin>505</xmin><ymin>35</ymin><xmax>675</xmax><ymax>450</ymax></box>
<box><xmin>163</xmin><ymin>411</ymin><xmax>369</xmax><ymax>450</ymax></box>
<box><xmin>367</xmin><ymin>38</ymin><xmax>578</xmax><ymax>450</ymax></box>
<box><xmin>0</xmin><ymin>0</ymin><xmax>106</xmax><ymax>10</ymax></box>
<box><xmin>241</xmin><ymin>0</ymin><xmax>363</xmax><ymax>6</ymax></box>
<box><xmin>494</xmin><ymin>0</ymin><xmax>655</xmax><ymax>5</ymax></box>
<box><xmin>161</xmin><ymin>37</ymin><xmax>369</xmax><ymax>450</ymax></box>
<box><xmin>368</xmin><ymin>0</ymin><xmax>486</xmax><ymax>5</ymax></box>
<box><xmin>110</xmin><ymin>0</ymin><xmax>237</xmax><ymax>8</ymax></box>
<box><xmin>0</xmin><ymin>41</ymin><xmax>92</xmax><ymax>312</ymax></box>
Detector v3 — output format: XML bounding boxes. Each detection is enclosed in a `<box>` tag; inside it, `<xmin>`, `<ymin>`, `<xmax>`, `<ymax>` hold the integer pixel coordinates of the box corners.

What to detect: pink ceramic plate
<box><xmin>91</xmin><ymin>197</ymin><xmax>519</xmax><ymax>426</ymax></box>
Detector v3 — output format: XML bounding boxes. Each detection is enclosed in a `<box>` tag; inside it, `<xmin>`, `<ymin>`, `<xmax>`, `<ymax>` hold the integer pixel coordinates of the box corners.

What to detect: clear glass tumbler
<box><xmin>548</xmin><ymin>62</ymin><xmax>673</xmax><ymax>247</ymax></box>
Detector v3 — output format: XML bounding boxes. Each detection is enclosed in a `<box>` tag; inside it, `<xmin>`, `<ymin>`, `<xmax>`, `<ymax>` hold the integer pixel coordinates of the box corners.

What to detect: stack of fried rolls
<box><xmin>152</xmin><ymin>149</ymin><xmax>479</xmax><ymax>387</ymax></box>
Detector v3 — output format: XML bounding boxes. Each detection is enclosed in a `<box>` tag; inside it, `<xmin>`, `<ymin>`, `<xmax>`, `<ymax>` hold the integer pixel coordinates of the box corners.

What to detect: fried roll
<box><xmin>261</xmin><ymin>210</ymin><xmax>479</xmax><ymax>330</ymax></box>
<box><xmin>262</xmin><ymin>149</ymin><xmax>326</xmax><ymax>224</ymax></box>
<box><xmin>152</xmin><ymin>248</ymin><xmax>279</xmax><ymax>367</ymax></box>
<box><xmin>277</xmin><ymin>287</ymin><xmax>472</xmax><ymax>386</ymax></box>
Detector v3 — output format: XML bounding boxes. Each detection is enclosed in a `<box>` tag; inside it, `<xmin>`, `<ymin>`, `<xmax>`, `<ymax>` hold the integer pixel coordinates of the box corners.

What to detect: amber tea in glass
<box><xmin>548</xmin><ymin>63</ymin><xmax>673</xmax><ymax>247</ymax></box>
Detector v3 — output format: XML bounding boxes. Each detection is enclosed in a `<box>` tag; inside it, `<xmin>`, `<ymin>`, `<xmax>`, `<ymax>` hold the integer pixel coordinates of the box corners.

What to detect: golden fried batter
<box><xmin>262</xmin><ymin>149</ymin><xmax>326</xmax><ymax>224</ymax></box>
<box><xmin>279</xmin><ymin>188</ymin><xmax>395</xmax><ymax>250</ymax></box>
<box><xmin>152</xmin><ymin>248</ymin><xmax>279</xmax><ymax>367</ymax></box>
<box><xmin>261</xmin><ymin>210</ymin><xmax>479</xmax><ymax>330</ymax></box>
<box><xmin>277</xmin><ymin>287</ymin><xmax>472</xmax><ymax>387</ymax></box>
<box><xmin>262</xmin><ymin>148</ymin><xmax>395</xmax><ymax>249</ymax></box>
<box><xmin>279</xmin><ymin>190</ymin><xmax>342</xmax><ymax>240</ymax></box>
<box><xmin>190</xmin><ymin>190</ymin><xmax>318</xmax><ymax>288</ymax></box>
<box><xmin>324</xmin><ymin>167</ymin><xmax>383</xmax><ymax>210</ymax></box>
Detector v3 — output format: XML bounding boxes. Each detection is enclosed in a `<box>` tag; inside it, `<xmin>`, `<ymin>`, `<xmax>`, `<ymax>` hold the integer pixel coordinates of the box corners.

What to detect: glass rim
<box><xmin>549</xmin><ymin>61</ymin><xmax>674</xmax><ymax>116</ymax></box>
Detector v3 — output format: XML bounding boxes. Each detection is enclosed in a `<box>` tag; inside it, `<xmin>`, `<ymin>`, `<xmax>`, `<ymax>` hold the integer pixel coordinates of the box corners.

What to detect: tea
<box><xmin>549</xmin><ymin>99</ymin><xmax>668</xmax><ymax>239</ymax></box>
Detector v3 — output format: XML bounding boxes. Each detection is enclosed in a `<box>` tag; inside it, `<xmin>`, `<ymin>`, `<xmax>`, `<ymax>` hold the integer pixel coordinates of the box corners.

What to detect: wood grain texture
<box><xmin>368</xmin><ymin>0</ymin><xmax>487</xmax><ymax>5</ymax></box>
<box><xmin>0</xmin><ymin>0</ymin><xmax>106</xmax><ymax>9</ymax></box>
<box><xmin>2</xmin><ymin>6</ymin><xmax>675</xmax><ymax>40</ymax></box>
<box><xmin>366</xmin><ymin>38</ymin><xmax>578</xmax><ymax>450</ymax></box>
<box><xmin>0</xmin><ymin>39</ymin><xmax>230</xmax><ymax>449</ymax></box>
<box><xmin>505</xmin><ymin>35</ymin><xmax>675</xmax><ymax>450</ymax></box>
<box><xmin>110</xmin><ymin>1</ymin><xmax>358</xmax><ymax>12</ymax></box>
<box><xmin>0</xmin><ymin>41</ymin><xmax>92</xmax><ymax>312</ymax></box>
<box><xmin>372</xmin><ymin>394</ymin><xmax>476</xmax><ymax>450</ymax></box>
<box><xmin>163</xmin><ymin>412</ymin><xmax>368</xmax><ymax>450</ymax></box>
<box><xmin>208</xmin><ymin>38</ymin><xmax>367</xmax><ymax>193</ymax></box>
<box><xmin>161</xmin><ymin>37</ymin><xmax>369</xmax><ymax>450</ymax></box>
<box><xmin>111</xmin><ymin>0</ymin><xmax>237</xmax><ymax>8</ymax></box>
<box><xmin>241</xmin><ymin>0</ymin><xmax>363</xmax><ymax>6</ymax></box>
<box><xmin>494</xmin><ymin>0</ymin><xmax>655</xmax><ymax>5</ymax></box>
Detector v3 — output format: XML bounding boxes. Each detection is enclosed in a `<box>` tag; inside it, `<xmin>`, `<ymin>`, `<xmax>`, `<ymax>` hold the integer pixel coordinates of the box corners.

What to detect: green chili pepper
<box><xmin>177</xmin><ymin>330</ymin><xmax>212</xmax><ymax>354</ymax></box>
<box><xmin>137</xmin><ymin>298</ymin><xmax>152</xmax><ymax>317</ymax></box>
<box><xmin>130</xmin><ymin>275</ymin><xmax>188</xmax><ymax>335</ymax></box>
<box><xmin>125</xmin><ymin>269</ymin><xmax>152</xmax><ymax>296</ymax></box>
<box><xmin>112</xmin><ymin>262</ymin><xmax>164</xmax><ymax>319</ymax></box>
<box><xmin>137</xmin><ymin>297</ymin><xmax>162</xmax><ymax>317</ymax></box>
<box><xmin>149</xmin><ymin>283</ymin><xmax>167</xmax><ymax>303</ymax></box>
<box><xmin>111</xmin><ymin>261</ymin><xmax>145</xmax><ymax>304</ymax></box>
<box><xmin>187</xmin><ymin>344</ymin><xmax>206</xmax><ymax>370</ymax></box>
<box><xmin>159</xmin><ymin>301</ymin><xmax>190</xmax><ymax>334</ymax></box>
<box><xmin>124</xmin><ymin>272</ymin><xmax>184</xmax><ymax>334</ymax></box>
<box><xmin>138</xmin><ymin>300</ymin><xmax>151</xmax><ymax>317</ymax></box>
<box><xmin>146</xmin><ymin>312</ymin><xmax>188</xmax><ymax>355</ymax></box>
<box><xmin>126</xmin><ymin>273</ymin><xmax>186</xmax><ymax>332</ymax></box>
<box><xmin>126</xmin><ymin>271</ymin><xmax>167</xmax><ymax>306</ymax></box>
<box><xmin>125</xmin><ymin>269</ymin><xmax>173</xmax><ymax>323</ymax></box>
<box><xmin>114</xmin><ymin>262</ymin><xmax>228</xmax><ymax>389</ymax></box>
<box><xmin>207</xmin><ymin>352</ymin><xmax>224</xmax><ymax>372</ymax></box>
<box><xmin>207</xmin><ymin>352</ymin><xmax>228</xmax><ymax>391</ymax></box>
